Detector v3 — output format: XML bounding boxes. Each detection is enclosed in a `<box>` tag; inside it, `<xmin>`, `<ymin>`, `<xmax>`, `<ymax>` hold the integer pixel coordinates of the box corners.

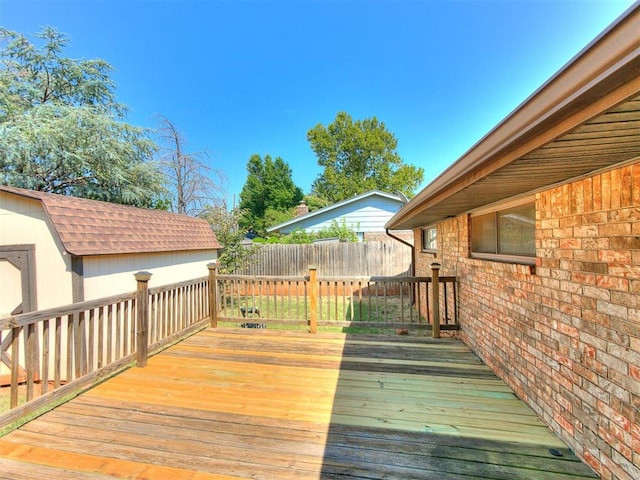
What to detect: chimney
<box><xmin>296</xmin><ymin>201</ymin><xmax>309</xmax><ymax>217</ymax></box>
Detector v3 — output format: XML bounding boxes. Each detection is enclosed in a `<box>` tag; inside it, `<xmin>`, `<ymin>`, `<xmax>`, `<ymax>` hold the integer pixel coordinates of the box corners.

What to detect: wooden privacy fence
<box><xmin>235</xmin><ymin>241</ymin><xmax>412</xmax><ymax>276</ymax></box>
<box><xmin>211</xmin><ymin>263</ymin><xmax>458</xmax><ymax>335</ymax></box>
<box><xmin>0</xmin><ymin>273</ymin><xmax>210</xmax><ymax>429</ymax></box>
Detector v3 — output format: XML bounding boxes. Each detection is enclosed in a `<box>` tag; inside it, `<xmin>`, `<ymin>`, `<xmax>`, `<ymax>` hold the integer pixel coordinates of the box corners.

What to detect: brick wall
<box><xmin>365</xmin><ymin>231</ymin><xmax>413</xmax><ymax>244</ymax></box>
<box><xmin>414</xmin><ymin>161</ymin><xmax>640</xmax><ymax>480</ymax></box>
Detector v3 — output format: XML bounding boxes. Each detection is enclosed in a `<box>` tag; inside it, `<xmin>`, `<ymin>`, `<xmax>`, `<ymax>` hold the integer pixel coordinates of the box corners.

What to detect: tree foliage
<box><xmin>258</xmin><ymin>219</ymin><xmax>359</xmax><ymax>244</ymax></box>
<box><xmin>201</xmin><ymin>204</ymin><xmax>260</xmax><ymax>274</ymax></box>
<box><xmin>0</xmin><ymin>27</ymin><xmax>165</xmax><ymax>206</ymax></box>
<box><xmin>307</xmin><ymin>111</ymin><xmax>424</xmax><ymax>203</ymax></box>
<box><xmin>302</xmin><ymin>193</ymin><xmax>330</xmax><ymax>212</ymax></box>
<box><xmin>238</xmin><ymin>154</ymin><xmax>303</xmax><ymax>234</ymax></box>
<box><xmin>156</xmin><ymin>115</ymin><xmax>226</xmax><ymax>216</ymax></box>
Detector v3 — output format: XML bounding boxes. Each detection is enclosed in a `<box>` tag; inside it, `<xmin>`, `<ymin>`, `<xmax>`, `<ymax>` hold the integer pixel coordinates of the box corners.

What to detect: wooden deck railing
<box><xmin>0</xmin><ymin>273</ymin><xmax>210</xmax><ymax>429</ymax></box>
<box><xmin>2</xmin><ymin>262</ymin><xmax>457</xmax><ymax>430</ymax></box>
<box><xmin>212</xmin><ymin>263</ymin><xmax>458</xmax><ymax>334</ymax></box>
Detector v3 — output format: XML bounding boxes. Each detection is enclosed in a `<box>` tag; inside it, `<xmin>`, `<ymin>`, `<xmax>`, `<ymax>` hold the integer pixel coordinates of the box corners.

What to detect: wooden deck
<box><xmin>0</xmin><ymin>328</ymin><xmax>596</xmax><ymax>479</ymax></box>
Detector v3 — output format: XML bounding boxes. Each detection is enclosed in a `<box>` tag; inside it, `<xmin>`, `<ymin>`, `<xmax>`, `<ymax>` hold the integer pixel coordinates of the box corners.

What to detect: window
<box><xmin>471</xmin><ymin>202</ymin><xmax>535</xmax><ymax>263</ymax></box>
<box><xmin>421</xmin><ymin>225</ymin><xmax>437</xmax><ymax>252</ymax></box>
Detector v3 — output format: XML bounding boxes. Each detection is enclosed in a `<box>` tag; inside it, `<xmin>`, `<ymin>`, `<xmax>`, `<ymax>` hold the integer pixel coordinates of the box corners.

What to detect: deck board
<box><xmin>0</xmin><ymin>328</ymin><xmax>597</xmax><ymax>479</ymax></box>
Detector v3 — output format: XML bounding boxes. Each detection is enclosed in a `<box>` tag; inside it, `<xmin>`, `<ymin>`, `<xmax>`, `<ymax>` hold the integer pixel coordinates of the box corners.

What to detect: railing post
<box><xmin>135</xmin><ymin>271</ymin><xmax>152</xmax><ymax>367</ymax></box>
<box><xmin>431</xmin><ymin>263</ymin><xmax>441</xmax><ymax>339</ymax></box>
<box><xmin>207</xmin><ymin>262</ymin><xmax>218</xmax><ymax>328</ymax></box>
<box><xmin>309</xmin><ymin>265</ymin><xmax>318</xmax><ymax>334</ymax></box>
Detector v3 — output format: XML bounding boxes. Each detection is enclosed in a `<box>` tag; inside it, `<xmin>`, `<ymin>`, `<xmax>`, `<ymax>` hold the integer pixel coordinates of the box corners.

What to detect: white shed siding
<box><xmin>0</xmin><ymin>194</ymin><xmax>74</xmax><ymax>312</ymax></box>
<box><xmin>0</xmin><ymin>261</ymin><xmax>22</xmax><ymax>317</ymax></box>
<box><xmin>1</xmin><ymin>190</ymin><xmax>219</xmax><ymax>313</ymax></box>
<box><xmin>82</xmin><ymin>250</ymin><xmax>217</xmax><ymax>299</ymax></box>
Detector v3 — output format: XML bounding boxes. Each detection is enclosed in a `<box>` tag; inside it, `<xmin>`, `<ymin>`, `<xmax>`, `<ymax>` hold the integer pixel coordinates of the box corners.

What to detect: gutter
<box><xmin>385</xmin><ymin>228</ymin><xmax>415</xmax><ymax>277</ymax></box>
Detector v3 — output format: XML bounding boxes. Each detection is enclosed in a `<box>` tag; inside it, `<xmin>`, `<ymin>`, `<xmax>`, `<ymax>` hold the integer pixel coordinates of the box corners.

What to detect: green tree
<box><xmin>202</xmin><ymin>204</ymin><xmax>260</xmax><ymax>274</ymax></box>
<box><xmin>303</xmin><ymin>193</ymin><xmax>330</xmax><ymax>212</ymax></box>
<box><xmin>238</xmin><ymin>154</ymin><xmax>303</xmax><ymax>234</ymax></box>
<box><xmin>261</xmin><ymin>219</ymin><xmax>359</xmax><ymax>244</ymax></box>
<box><xmin>307</xmin><ymin>111</ymin><xmax>424</xmax><ymax>203</ymax></box>
<box><xmin>0</xmin><ymin>27</ymin><xmax>165</xmax><ymax>206</ymax></box>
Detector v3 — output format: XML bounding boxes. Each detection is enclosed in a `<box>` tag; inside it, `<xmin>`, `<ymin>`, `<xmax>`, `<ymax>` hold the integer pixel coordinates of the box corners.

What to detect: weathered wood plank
<box><xmin>0</xmin><ymin>441</ymin><xmax>241</xmax><ymax>480</ymax></box>
<box><xmin>0</xmin><ymin>328</ymin><xmax>598</xmax><ymax>479</ymax></box>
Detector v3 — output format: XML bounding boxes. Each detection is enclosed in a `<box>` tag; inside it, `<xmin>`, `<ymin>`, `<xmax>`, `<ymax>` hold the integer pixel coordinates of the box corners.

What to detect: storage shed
<box><xmin>0</xmin><ymin>186</ymin><xmax>221</xmax><ymax>316</ymax></box>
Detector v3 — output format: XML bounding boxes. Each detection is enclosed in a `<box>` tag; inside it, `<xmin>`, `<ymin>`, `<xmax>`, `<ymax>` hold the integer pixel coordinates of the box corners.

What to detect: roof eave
<box><xmin>387</xmin><ymin>3</ymin><xmax>640</xmax><ymax>230</ymax></box>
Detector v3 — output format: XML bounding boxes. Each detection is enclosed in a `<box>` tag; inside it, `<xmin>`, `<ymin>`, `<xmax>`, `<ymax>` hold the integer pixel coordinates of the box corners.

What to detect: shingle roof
<box><xmin>0</xmin><ymin>186</ymin><xmax>221</xmax><ymax>256</ymax></box>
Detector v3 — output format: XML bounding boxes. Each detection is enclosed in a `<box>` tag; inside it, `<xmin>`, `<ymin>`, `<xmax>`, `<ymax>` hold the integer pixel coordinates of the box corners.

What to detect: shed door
<box><xmin>0</xmin><ymin>245</ymin><xmax>36</xmax><ymax>316</ymax></box>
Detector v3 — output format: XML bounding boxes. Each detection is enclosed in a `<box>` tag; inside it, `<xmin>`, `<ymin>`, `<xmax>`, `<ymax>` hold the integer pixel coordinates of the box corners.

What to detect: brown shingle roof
<box><xmin>0</xmin><ymin>186</ymin><xmax>221</xmax><ymax>256</ymax></box>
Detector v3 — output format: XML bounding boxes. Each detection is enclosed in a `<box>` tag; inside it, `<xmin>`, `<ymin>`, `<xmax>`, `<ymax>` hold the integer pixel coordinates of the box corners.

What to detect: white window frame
<box><xmin>470</xmin><ymin>197</ymin><xmax>536</xmax><ymax>266</ymax></box>
<box><xmin>421</xmin><ymin>225</ymin><xmax>437</xmax><ymax>253</ymax></box>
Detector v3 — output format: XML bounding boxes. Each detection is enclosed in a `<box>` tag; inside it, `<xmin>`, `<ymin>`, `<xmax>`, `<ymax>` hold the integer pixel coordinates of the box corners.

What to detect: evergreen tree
<box><xmin>0</xmin><ymin>27</ymin><xmax>165</xmax><ymax>206</ymax></box>
<box><xmin>238</xmin><ymin>154</ymin><xmax>303</xmax><ymax>234</ymax></box>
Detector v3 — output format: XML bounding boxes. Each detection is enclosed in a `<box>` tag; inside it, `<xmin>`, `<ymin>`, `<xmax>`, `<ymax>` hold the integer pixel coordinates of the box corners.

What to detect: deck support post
<box><xmin>431</xmin><ymin>263</ymin><xmax>441</xmax><ymax>339</ymax></box>
<box><xmin>309</xmin><ymin>265</ymin><xmax>318</xmax><ymax>334</ymax></box>
<box><xmin>208</xmin><ymin>262</ymin><xmax>218</xmax><ymax>328</ymax></box>
<box><xmin>134</xmin><ymin>271</ymin><xmax>152</xmax><ymax>367</ymax></box>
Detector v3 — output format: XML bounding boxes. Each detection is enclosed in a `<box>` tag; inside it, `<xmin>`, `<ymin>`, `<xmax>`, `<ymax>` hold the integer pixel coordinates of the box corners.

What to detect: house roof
<box><xmin>387</xmin><ymin>3</ymin><xmax>640</xmax><ymax>230</ymax></box>
<box><xmin>267</xmin><ymin>190</ymin><xmax>408</xmax><ymax>233</ymax></box>
<box><xmin>0</xmin><ymin>186</ymin><xmax>221</xmax><ymax>256</ymax></box>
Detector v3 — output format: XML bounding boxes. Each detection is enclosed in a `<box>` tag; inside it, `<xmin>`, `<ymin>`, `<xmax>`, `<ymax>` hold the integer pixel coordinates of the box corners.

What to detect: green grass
<box><xmin>0</xmin><ymin>386</ymin><xmax>25</xmax><ymax>415</ymax></box>
<box><xmin>0</xmin><ymin>388</ymin><xmax>82</xmax><ymax>437</ymax></box>
<box><xmin>220</xmin><ymin>294</ymin><xmax>424</xmax><ymax>324</ymax></box>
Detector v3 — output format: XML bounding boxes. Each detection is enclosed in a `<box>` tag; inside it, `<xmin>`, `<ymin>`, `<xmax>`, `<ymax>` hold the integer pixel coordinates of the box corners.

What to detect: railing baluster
<box><xmin>88</xmin><ymin>309</ymin><xmax>95</xmax><ymax>373</ymax></box>
<box><xmin>443</xmin><ymin>282</ymin><xmax>449</xmax><ymax>325</ymax></box>
<box><xmin>97</xmin><ymin>307</ymin><xmax>104</xmax><ymax>369</ymax></box>
<box><xmin>10</xmin><ymin>327</ymin><xmax>19</xmax><ymax>408</ymax></box>
<box><xmin>54</xmin><ymin>316</ymin><xmax>62</xmax><ymax>388</ymax></box>
<box><xmin>106</xmin><ymin>304</ymin><xmax>113</xmax><ymax>365</ymax></box>
<box><xmin>399</xmin><ymin>281</ymin><xmax>405</xmax><ymax>323</ymax></box>
<box><xmin>26</xmin><ymin>323</ymin><xmax>35</xmax><ymax>401</ymax></box>
<box><xmin>453</xmin><ymin>281</ymin><xmax>458</xmax><ymax>324</ymax></box>
<box><xmin>67</xmin><ymin>314</ymin><xmax>74</xmax><ymax>381</ymax></box>
<box><xmin>41</xmin><ymin>319</ymin><xmax>50</xmax><ymax>395</ymax></box>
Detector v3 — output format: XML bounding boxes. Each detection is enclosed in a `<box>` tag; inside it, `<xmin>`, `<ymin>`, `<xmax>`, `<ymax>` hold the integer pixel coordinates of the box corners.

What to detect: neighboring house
<box><xmin>387</xmin><ymin>5</ymin><xmax>640</xmax><ymax>480</ymax></box>
<box><xmin>0</xmin><ymin>186</ymin><xmax>221</xmax><ymax>316</ymax></box>
<box><xmin>267</xmin><ymin>190</ymin><xmax>411</xmax><ymax>242</ymax></box>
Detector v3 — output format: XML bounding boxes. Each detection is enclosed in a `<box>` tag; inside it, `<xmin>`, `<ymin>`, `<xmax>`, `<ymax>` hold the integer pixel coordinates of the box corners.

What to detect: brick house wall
<box><xmin>414</xmin><ymin>161</ymin><xmax>640</xmax><ymax>480</ymax></box>
<box><xmin>365</xmin><ymin>231</ymin><xmax>413</xmax><ymax>244</ymax></box>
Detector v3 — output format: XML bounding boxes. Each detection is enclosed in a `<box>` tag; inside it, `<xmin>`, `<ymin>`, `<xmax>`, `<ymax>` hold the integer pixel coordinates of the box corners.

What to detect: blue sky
<box><xmin>1</xmin><ymin>0</ymin><xmax>636</xmax><ymax>206</ymax></box>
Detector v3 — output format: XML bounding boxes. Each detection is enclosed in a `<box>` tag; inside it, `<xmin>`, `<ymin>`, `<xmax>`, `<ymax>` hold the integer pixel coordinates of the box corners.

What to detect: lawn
<box><xmin>219</xmin><ymin>294</ymin><xmax>425</xmax><ymax>324</ymax></box>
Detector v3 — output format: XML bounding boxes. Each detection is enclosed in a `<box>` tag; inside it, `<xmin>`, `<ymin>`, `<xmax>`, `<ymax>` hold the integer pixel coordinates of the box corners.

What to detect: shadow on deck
<box><xmin>0</xmin><ymin>328</ymin><xmax>596</xmax><ymax>479</ymax></box>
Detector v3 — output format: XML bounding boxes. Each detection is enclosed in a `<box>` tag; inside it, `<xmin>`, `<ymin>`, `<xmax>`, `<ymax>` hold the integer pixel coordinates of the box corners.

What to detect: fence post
<box><xmin>207</xmin><ymin>262</ymin><xmax>218</xmax><ymax>328</ymax></box>
<box><xmin>309</xmin><ymin>265</ymin><xmax>318</xmax><ymax>334</ymax></box>
<box><xmin>431</xmin><ymin>263</ymin><xmax>441</xmax><ymax>339</ymax></box>
<box><xmin>135</xmin><ymin>271</ymin><xmax>152</xmax><ymax>367</ymax></box>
